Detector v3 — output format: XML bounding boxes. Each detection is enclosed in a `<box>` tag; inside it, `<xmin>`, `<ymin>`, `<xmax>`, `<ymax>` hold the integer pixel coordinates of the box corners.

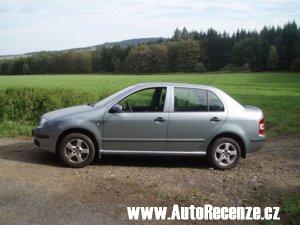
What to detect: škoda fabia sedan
<box><xmin>33</xmin><ymin>83</ymin><xmax>265</xmax><ymax>169</ymax></box>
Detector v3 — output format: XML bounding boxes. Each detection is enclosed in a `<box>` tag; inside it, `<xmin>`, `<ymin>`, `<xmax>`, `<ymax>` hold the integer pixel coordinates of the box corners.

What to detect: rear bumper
<box><xmin>248</xmin><ymin>137</ymin><xmax>266</xmax><ymax>152</ymax></box>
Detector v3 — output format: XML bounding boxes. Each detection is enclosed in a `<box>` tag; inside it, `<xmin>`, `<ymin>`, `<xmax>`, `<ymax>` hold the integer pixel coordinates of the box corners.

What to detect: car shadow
<box><xmin>0</xmin><ymin>141</ymin><xmax>210</xmax><ymax>169</ymax></box>
<box><xmin>0</xmin><ymin>141</ymin><xmax>64</xmax><ymax>167</ymax></box>
<box><xmin>97</xmin><ymin>155</ymin><xmax>210</xmax><ymax>169</ymax></box>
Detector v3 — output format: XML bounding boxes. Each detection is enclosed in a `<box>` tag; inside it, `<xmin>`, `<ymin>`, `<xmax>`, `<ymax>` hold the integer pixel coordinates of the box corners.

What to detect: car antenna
<box><xmin>207</xmin><ymin>73</ymin><xmax>219</xmax><ymax>86</ymax></box>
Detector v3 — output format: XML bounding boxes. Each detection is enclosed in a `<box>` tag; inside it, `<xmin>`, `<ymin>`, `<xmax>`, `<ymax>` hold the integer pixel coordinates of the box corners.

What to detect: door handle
<box><xmin>154</xmin><ymin>117</ymin><xmax>166</xmax><ymax>123</ymax></box>
<box><xmin>210</xmin><ymin>117</ymin><xmax>221</xmax><ymax>122</ymax></box>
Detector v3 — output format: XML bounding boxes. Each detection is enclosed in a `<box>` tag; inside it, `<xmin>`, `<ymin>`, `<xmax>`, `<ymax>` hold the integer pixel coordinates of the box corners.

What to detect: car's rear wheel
<box><xmin>58</xmin><ymin>133</ymin><xmax>95</xmax><ymax>168</ymax></box>
<box><xmin>208</xmin><ymin>137</ymin><xmax>241</xmax><ymax>170</ymax></box>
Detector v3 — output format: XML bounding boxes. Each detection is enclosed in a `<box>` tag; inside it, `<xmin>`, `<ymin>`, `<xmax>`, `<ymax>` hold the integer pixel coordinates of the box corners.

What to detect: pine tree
<box><xmin>177</xmin><ymin>41</ymin><xmax>201</xmax><ymax>72</ymax></box>
<box><xmin>268</xmin><ymin>45</ymin><xmax>278</xmax><ymax>71</ymax></box>
<box><xmin>181</xmin><ymin>27</ymin><xmax>189</xmax><ymax>40</ymax></box>
<box><xmin>173</xmin><ymin>28</ymin><xmax>182</xmax><ymax>41</ymax></box>
<box><xmin>22</xmin><ymin>63</ymin><xmax>30</xmax><ymax>74</ymax></box>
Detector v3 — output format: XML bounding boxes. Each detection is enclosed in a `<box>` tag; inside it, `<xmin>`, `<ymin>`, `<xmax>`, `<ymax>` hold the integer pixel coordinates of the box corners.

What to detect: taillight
<box><xmin>259</xmin><ymin>118</ymin><xmax>265</xmax><ymax>135</ymax></box>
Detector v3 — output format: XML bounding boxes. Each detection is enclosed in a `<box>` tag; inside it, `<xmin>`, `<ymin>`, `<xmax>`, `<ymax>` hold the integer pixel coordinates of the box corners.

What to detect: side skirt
<box><xmin>99</xmin><ymin>150</ymin><xmax>206</xmax><ymax>158</ymax></box>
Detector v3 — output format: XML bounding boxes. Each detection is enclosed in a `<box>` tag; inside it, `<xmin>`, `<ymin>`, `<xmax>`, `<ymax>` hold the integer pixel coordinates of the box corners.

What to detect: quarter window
<box><xmin>174</xmin><ymin>88</ymin><xmax>208</xmax><ymax>112</ymax></box>
<box><xmin>208</xmin><ymin>91</ymin><xmax>224</xmax><ymax>111</ymax></box>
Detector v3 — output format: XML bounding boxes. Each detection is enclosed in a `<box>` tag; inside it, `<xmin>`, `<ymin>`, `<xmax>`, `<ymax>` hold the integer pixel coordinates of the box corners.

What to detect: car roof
<box><xmin>132</xmin><ymin>82</ymin><xmax>243</xmax><ymax>111</ymax></box>
<box><xmin>134</xmin><ymin>82</ymin><xmax>219</xmax><ymax>91</ymax></box>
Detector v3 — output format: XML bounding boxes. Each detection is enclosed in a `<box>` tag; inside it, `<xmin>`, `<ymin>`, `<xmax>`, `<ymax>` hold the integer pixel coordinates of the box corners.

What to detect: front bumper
<box><xmin>32</xmin><ymin>127</ymin><xmax>56</xmax><ymax>153</ymax></box>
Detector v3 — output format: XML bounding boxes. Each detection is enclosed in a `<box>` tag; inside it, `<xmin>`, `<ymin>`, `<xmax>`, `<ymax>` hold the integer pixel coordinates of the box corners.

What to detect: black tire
<box><xmin>208</xmin><ymin>137</ymin><xmax>241</xmax><ymax>170</ymax></box>
<box><xmin>58</xmin><ymin>133</ymin><xmax>95</xmax><ymax>168</ymax></box>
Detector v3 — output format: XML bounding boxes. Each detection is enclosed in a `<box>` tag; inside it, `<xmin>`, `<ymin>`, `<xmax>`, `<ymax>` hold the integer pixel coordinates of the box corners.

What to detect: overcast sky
<box><xmin>0</xmin><ymin>0</ymin><xmax>299</xmax><ymax>55</ymax></box>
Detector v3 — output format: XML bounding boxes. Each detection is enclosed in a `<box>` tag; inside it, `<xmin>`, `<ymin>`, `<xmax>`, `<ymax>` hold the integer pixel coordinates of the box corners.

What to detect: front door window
<box><xmin>118</xmin><ymin>87</ymin><xmax>166</xmax><ymax>112</ymax></box>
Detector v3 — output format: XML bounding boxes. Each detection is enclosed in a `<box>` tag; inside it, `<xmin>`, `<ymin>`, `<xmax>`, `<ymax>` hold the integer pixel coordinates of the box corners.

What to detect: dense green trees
<box><xmin>125</xmin><ymin>44</ymin><xmax>168</xmax><ymax>73</ymax></box>
<box><xmin>290</xmin><ymin>56</ymin><xmax>300</xmax><ymax>71</ymax></box>
<box><xmin>0</xmin><ymin>51</ymin><xmax>92</xmax><ymax>74</ymax></box>
<box><xmin>0</xmin><ymin>21</ymin><xmax>299</xmax><ymax>75</ymax></box>
<box><xmin>91</xmin><ymin>45</ymin><xmax>131</xmax><ymax>72</ymax></box>
<box><xmin>176</xmin><ymin>41</ymin><xmax>202</xmax><ymax>72</ymax></box>
<box><xmin>202</xmin><ymin>29</ymin><xmax>232</xmax><ymax>71</ymax></box>
<box><xmin>230</xmin><ymin>37</ymin><xmax>264</xmax><ymax>71</ymax></box>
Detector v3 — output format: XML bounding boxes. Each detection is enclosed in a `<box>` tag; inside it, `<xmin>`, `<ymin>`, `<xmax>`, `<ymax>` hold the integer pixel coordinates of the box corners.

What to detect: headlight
<box><xmin>38</xmin><ymin>118</ymin><xmax>47</xmax><ymax>126</ymax></box>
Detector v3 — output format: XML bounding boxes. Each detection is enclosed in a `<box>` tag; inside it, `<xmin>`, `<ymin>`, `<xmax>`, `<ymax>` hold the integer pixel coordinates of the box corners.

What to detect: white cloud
<box><xmin>0</xmin><ymin>0</ymin><xmax>299</xmax><ymax>55</ymax></box>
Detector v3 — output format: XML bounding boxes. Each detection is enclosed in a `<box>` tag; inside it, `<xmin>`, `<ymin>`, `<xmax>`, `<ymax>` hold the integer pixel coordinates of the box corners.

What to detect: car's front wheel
<box><xmin>208</xmin><ymin>137</ymin><xmax>241</xmax><ymax>170</ymax></box>
<box><xmin>58</xmin><ymin>133</ymin><xmax>95</xmax><ymax>168</ymax></box>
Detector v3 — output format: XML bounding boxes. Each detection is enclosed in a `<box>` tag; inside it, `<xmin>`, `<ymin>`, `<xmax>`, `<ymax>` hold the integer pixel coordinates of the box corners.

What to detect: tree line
<box><xmin>0</xmin><ymin>21</ymin><xmax>299</xmax><ymax>75</ymax></box>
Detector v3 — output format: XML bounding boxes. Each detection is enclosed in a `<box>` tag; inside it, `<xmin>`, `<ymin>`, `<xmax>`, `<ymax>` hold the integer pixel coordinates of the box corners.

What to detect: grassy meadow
<box><xmin>0</xmin><ymin>72</ymin><xmax>299</xmax><ymax>137</ymax></box>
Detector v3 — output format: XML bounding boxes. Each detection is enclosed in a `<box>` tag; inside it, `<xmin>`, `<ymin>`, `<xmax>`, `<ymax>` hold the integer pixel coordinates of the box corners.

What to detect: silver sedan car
<box><xmin>33</xmin><ymin>83</ymin><xmax>266</xmax><ymax>169</ymax></box>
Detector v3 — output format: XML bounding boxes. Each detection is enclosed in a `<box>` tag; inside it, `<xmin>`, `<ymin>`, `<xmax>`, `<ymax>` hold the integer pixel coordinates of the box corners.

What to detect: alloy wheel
<box><xmin>64</xmin><ymin>139</ymin><xmax>90</xmax><ymax>163</ymax></box>
<box><xmin>214</xmin><ymin>142</ymin><xmax>237</xmax><ymax>166</ymax></box>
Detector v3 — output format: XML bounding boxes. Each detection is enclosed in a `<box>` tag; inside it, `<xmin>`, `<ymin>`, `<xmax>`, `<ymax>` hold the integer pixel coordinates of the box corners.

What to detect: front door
<box><xmin>102</xmin><ymin>87</ymin><xmax>168</xmax><ymax>151</ymax></box>
<box><xmin>166</xmin><ymin>87</ymin><xmax>227</xmax><ymax>152</ymax></box>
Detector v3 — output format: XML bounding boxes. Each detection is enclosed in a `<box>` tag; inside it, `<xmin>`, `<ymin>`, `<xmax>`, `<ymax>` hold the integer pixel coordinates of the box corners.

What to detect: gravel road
<box><xmin>0</xmin><ymin>136</ymin><xmax>299</xmax><ymax>225</ymax></box>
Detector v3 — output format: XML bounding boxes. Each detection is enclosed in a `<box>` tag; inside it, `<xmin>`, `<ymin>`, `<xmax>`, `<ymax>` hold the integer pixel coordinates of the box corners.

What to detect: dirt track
<box><xmin>0</xmin><ymin>136</ymin><xmax>299</xmax><ymax>225</ymax></box>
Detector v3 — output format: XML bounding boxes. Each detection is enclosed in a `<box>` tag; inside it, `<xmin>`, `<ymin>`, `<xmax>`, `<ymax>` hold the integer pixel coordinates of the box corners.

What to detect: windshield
<box><xmin>94</xmin><ymin>85</ymin><xmax>136</xmax><ymax>108</ymax></box>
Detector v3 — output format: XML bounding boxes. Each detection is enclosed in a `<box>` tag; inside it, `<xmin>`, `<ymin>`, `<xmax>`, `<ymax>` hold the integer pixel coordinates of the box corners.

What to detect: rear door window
<box><xmin>174</xmin><ymin>88</ymin><xmax>208</xmax><ymax>112</ymax></box>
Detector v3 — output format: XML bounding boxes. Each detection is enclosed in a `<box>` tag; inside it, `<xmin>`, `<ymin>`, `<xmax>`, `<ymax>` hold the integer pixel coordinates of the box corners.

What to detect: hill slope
<box><xmin>0</xmin><ymin>37</ymin><xmax>168</xmax><ymax>59</ymax></box>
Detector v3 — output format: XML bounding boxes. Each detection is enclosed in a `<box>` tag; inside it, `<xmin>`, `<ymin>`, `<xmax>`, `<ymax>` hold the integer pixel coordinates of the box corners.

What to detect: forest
<box><xmin>0</xmin><ymin>21</ymin><xmax>299</xmax><ymax>74</ymax></box>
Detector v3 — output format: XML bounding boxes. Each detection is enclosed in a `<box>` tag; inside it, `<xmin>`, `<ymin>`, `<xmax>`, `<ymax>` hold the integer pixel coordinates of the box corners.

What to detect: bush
<box><xmin>290</xmin><ymin>56</ymin><xmax>300</xmax><ymax>71</ymax></box>
<box><xmin>0</xmin><ymin>88</ymin><xmax>99</xmax><ymax>123</ymax></box>
<box><xmin>194</xmin><ymin>62</ymin><xmax>206</xmax><ymax>73</ymax></box>
<box><xmin>220</xmin><ymin>64</ymin><xmax>243</xmax><ymax>72</ymax></box>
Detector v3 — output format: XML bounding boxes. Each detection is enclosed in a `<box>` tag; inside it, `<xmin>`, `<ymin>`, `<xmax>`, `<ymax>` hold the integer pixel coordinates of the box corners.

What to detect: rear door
<box><xmin>166</xmin><ymin>87</ymin><xmax>227</xmax><ymax>152</ymax></box>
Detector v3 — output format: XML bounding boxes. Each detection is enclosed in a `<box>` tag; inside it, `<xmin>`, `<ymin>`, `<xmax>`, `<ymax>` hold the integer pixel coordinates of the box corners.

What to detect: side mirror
<box><xmin>109</xmin><ymin>104</ymin><xmax>123</xmax><ymax>113</ymax></box>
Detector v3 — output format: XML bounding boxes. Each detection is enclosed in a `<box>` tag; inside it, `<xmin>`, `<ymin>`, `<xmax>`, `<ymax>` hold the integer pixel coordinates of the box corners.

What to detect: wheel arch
<box><xmin>55</xmin><ymin>128</ymin><xmax>99</xmax><ymax>154</ymax></box>
<box><xmin>207</xmin><ymin>132</ymin><xmax>246</xmax><ymax>158</ymax></box>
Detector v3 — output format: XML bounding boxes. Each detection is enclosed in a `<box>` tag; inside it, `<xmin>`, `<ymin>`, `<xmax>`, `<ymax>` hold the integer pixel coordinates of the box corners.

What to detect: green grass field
<box><xmin>0</xmin><ymin>72</ymin><xmax>299</xmax><ymax>137</ymax></box>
